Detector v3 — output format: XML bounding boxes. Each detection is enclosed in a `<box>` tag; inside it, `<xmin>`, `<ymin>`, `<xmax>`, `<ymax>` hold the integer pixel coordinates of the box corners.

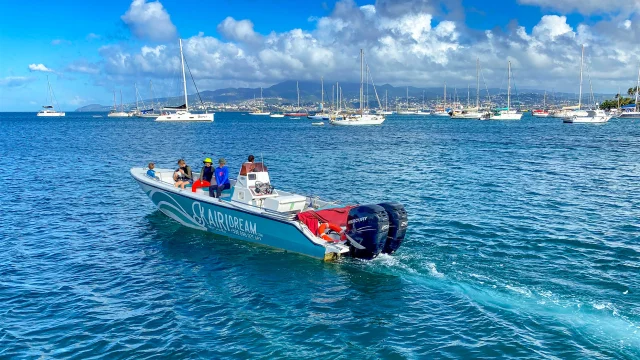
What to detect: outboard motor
<box><xmin>378</xmin><ymin>202</ymin><xmax>408</xmax><ymax>254</ymax></box>
<box><xmin>345</xmin><ymin>205</ymin><xmax>389</xmax><ymax>259</ymax></box>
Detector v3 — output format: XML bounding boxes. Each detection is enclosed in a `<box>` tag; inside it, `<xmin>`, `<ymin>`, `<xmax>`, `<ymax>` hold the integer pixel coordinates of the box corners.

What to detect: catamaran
<box><xmin>249</xmin><ymin>87</ymin><xmax>270</xmax><ymax>116</ymax></box>
<box><xmin>107</xmin><ymin>90</ymin><xmax>130</xmax><ymax>118</ymax></box>
<box><xmin>156</xmin><ymin>39</ymin><xmax>214</xmax><ymax>122</ymax></box>
<box><xmin>619</xmin><ymin>64</ymin><xmax>640</xmax><ymax>119</ymax></box>
<box><xmin>563</xmin><ymin>45</ymin><xmax>611</xmax><ymax>124</ymax></box>
<box><xmin>331</xmin><ymin>49</ymin><xmax>385</xmax><ymax>126</ymax></box>
<box><xmin>37</xmin><ymin>76</ymin><xmax>65</xmax><ymax>117</ymax></box>
<box><xmin>489</xmin><ymin>61</ymin><xmax>522</xmax><ymax>120</ymax></box>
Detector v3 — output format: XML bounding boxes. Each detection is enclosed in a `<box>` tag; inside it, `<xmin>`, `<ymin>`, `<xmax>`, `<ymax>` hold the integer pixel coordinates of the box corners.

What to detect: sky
<box><xmin>0</xmin><ymin>0</ymin><xmax>639</xmax><ymax>111</ymax></box>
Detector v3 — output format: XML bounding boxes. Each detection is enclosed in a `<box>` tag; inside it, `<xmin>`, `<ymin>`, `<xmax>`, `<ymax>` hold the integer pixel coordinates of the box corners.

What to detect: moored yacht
<box><xmin>107</xmin><ymin>90</ymin><xmax>130</xmax><ymax>118</ymax></box>
<box><xmin>331</xmin><ymin>49</ymin><xmax>385</xmax><ymax>126</ymax></box>
<box><xmin>489</xmin><ymin>61</ymin><xmax>522</xmax><ymax>120</ymax></box>
<box><xmin>156</xmin><ymin>39</ymin><xmax>214</xmax><ymax>122</ymax></box>
<box><xmin>131</xmin><ymin>160</ymin><xmax>407</xmax><ymax>261</ymax></box>
<box><xmin>36</xmin><ymin>76</ymin><xmax>65</xmax><ymax>117</ymax></box>
<box><xmin>562</xmin><ymin>45</ymin><xmax>611</xmax><ymax>124</ymax></box>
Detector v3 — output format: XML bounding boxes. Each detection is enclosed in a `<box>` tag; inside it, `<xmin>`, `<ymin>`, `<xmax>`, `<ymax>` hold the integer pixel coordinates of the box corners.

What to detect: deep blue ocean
<box><xmin>1</xmin><ymin>112</ymin><xmax>639</xmax><ymax>359</ymax></box>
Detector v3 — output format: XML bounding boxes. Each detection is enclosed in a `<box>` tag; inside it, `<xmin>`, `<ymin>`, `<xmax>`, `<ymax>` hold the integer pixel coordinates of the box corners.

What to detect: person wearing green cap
<box><xmin>213</xmin><ymin>158</ymin><xmax>230</xmax><ymax>198</ymax></box>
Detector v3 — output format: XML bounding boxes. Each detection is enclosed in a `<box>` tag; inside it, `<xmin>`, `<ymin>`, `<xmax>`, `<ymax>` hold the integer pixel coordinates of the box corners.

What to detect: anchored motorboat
<box><xmin>131</xmin><ymin>161</ymin><xmax>407</xmax><ymax>261</ymax></box>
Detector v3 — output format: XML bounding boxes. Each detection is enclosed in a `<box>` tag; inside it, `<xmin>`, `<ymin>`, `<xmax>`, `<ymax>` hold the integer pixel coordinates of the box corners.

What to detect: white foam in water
<box><xmin>426</xmin><ymin>262</ymin><xmax>444</xmax><ymax>278</ymax></box>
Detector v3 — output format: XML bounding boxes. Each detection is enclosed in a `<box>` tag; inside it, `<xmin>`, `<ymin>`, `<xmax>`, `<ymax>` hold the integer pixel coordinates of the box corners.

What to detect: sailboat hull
<box><xmin>37</xmin><ymin>111</ymin><xmax>65</xmax><ymax>117</ymax></box>
<box><xmin>155</xmin><ymin>112</ymin><xmax>214</xmax><ymax>122</ymax></box>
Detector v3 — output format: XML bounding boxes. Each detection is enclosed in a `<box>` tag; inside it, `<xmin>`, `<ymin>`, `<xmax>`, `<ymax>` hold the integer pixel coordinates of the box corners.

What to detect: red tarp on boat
<box><xmin>297</xmin><ymin>206</ymin><xmax>355</xmax><ymax>235</ymax></box>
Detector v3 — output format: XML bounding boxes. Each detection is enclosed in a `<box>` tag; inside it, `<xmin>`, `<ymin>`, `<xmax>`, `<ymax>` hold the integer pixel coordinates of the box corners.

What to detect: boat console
<box><xmin>231</xmin><ymin>162</ymin><xmax>307</xmax><ymax>213</ymax></box>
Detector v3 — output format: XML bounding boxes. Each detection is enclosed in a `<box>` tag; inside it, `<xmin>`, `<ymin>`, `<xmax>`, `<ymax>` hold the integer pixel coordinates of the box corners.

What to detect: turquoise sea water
<box><xmin>1</xmin><ymin>112</ymin><xmax>639</xmax><ymax>359</ymax></box>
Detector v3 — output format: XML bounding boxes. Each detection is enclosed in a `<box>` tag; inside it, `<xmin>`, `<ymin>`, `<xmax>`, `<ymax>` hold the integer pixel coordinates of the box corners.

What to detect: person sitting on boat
<box><xmin>173</xmin><ymin>159</ymin><xmax>193</xmax><ymax>189</ymax></box>
<box><xmin>212</xmin><ymin>158</ymin><xmax>230</xmax><ymax>198</ymax></box>
<box><xmin>243</xmin><ymin>154</ymin><xmax>256</xmax><ymax>172</ymax></box>
<box><xmin>199</xmin><ymin>157</ymin><xmax>216</xmax><ymax>197</ymax></box>
<box><xmin>146</xmin><ymin>162</ymin><xmax>158</xmax><ymax>179</ymax></box>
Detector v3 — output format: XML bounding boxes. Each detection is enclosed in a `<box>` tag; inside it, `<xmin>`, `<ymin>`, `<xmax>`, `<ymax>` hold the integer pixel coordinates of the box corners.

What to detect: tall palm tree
<box><xmin>628</xmin><ymin>86</ymin><xmax>639</xmax><ymax>96</ymax></box>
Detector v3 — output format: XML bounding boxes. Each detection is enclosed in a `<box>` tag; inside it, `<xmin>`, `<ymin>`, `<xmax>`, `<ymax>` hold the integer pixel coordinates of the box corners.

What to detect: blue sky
<box><xmin>1</xmin><ymin>0</ymin><xmax>638</xmax><ymax>111</ymax></box>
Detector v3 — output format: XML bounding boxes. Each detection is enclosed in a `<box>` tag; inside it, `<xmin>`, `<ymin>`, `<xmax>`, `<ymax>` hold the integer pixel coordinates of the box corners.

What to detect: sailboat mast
<box><xmin>150</xmin><ymin>80</ymin><xmax>153</xmax><ymax>112</ymax></box>
<box><xmin>476</xmin><ymin>58</ymin><xmax>480</xmax><ymax>109</ymax></box>
<box><xmin>321</xmin><ymin>77</ymin><xmax>324</xmax><ymax>111</ymax></box>
<box><xmin>120</xmin><ymin>89</ymin><xmax>123</xmax><ymax>112</ymax></box>
<box><xmin>578</xmin><ymin>44</ymin><xmax>584</xmax><ymax>110</ymax></box>
<box><xmin>360</xmin><ymin>49</ymin><xmax>364</xmax><ymax>116</ymax></box>
<box><xmin>113</xmin><ymin>91</ymin><xmax>116</xmax><ymax>110</ymax></box>
<box><xmin>467</xmin><ymin>85</ymin><xmax>470</xmax><ymax>107</ymax></box>
<box><xmin>385</xmin><ymin>90</ymin><xmax>388</xmax><ymax>112</ymax></box>
<box><xmin>47</xmin><ymin>75</ymin><xmax>54</xmax><ymax>110</ymax></box>
<box><xmin>260</xmin><ymin>87</ymin><xmax>263</xmax><ymax>112</ymax></box>
<box><xmin>297</xmin><ymin>81</ymin><xmax>300</xmax><ymax>109</ymax></box>
<box><xmin>444</xmin><ymin>82</ymin><xmax>447</xmax><ymax>110</ymax></box>
<box><xmin>179</xmin><ymin>39</ymin><xmax>188</xmax><ymax>111</ymax></box>
<box><xmin>135</xmin><ymin>83</ymin><xmax>139</xmax><ymax>110</ymax></box>
<box><xmin>406</xmin><ymin>87</ymin><xmax>409</xmax><ymax>110</ymax></box>
<box><xmin>635</xmin><ymin>63</ymin><xmax>640</xmax><ymax>111</ymax></box>
<box><xmin>507</xmin><ymin>61</ymin><xmax>511</xmax><ymax>112</ymax></box>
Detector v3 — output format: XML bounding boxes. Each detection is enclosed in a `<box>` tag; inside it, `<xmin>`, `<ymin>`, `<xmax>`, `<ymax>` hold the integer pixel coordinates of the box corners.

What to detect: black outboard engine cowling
<box><xmin>345</xmin><ymin>205</ymin><xmax>390</xmax><ymax>259</ymax></box>
<box><xmin>378</xmin><ymin>202</ymin><xmax>408</xmax><ymax>254</ymax></box>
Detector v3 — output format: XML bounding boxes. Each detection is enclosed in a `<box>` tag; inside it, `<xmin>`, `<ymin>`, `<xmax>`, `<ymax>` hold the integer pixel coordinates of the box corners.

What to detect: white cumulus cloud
<box><xmin>28</xmin><ymin>64</ymin><xmax>54</xmax><ymax>72</ymax></box>
<box><xmin>517</xmin><ymin>0</ymin><xmax>638</xmax><ymax>15</ymax></box>
<box><xmin>82</xmin><ymin>0</ymin><xmax>640</xmax><ymax>94</ymax></box>
<box><xmin>121</xmin><ymin>0</ymin><xmax>177</xmax><ymax>42</ymax></box>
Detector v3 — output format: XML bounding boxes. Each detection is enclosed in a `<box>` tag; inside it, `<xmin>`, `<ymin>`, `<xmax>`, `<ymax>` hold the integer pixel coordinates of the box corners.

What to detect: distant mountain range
<box><xmin>75</xmin><ymin>80</ymin><xmax>612</xmax><ymax>111</ymax></box>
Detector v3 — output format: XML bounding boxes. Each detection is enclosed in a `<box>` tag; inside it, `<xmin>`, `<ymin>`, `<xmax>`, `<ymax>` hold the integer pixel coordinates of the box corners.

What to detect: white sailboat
<box><xmin>309</xmin><ymin>77</ymin><xmax>330</xmax><ymax>120</ymax></box>
<box><xmin>108</xmin><ymin>90</ymin><xmax>130</xmax><ymax>118</ymax></box>
<box><xmin>563</xmin><ymin>45</ymin><xmax>611</xmax><ymax>124</ymax></box>
<box><xmin>490</xmin><ymin>61</ymin><xmax>522</xmax><ymax>120</ymax></box>
<box><xmin>432</xmin><ymin>83</ymin><xmax>450</xmax><ymax>116</ymax></box>
<box><xmin>249</xmin><ymin>87</ymin><xmax>270</xmax><ymax>116</ymax></box>
<box><xmin>331</xmin><ymin>49</ymin><xmax>385</xmax><ymax>126</ymax></box>
<box><xmin>619</xmin><ymin>63</ymin><xmax>640</xmax><ymax>119</ymax></box>
<box><xmin>37</xmin><ymin>75</ymin><xmax>65</xmax><ymax>117</ymax></box>
<box><xmin>379</xmin><ymin>90</ymin><xmax>394</xmax><ymax>115</ymax></box>
<box><xmin>137</xmin><ymin>80</ymin><xmax>160</xmax><ymax>118</ymax></box>
<box><xmin>156</xmin><ymin>39</ymin><xmax>214</xmax><ymax>122</ymax></box>
<box><xmin>398</xmin><ymin>87</ymin><xmax>417</xmax><ymax>115</ymax></box>
<box><xmin>452</xmin><ymin>58</ymin><xmax>484</xmax><ymax>119</ymax></box>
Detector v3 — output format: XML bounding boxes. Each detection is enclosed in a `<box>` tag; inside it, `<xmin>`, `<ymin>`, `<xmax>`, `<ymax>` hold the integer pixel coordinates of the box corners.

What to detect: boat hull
<box><xmin>618</xmin><ymin>112</ymin><xmax>640</xmax><ymax>119</ymax></box>
<box><xmin>331</xmin><ymin>115</ymin><xmax>384</xmax><ymax>126</ymax></box>
<box><xmin>37</xmin><ymin>112</ymin><xmax>65</xmax><ymax>117</ymax></box>
<box><xmin>563</xmin><ymin>116</ymin><xmax>611</xmax><ymax>123</ymax></box>
<box><xmin>108</xmin><ymin>112</ymin><xmax>130</xmax><ymax>118</ymax></box>
<box><xmin>132</xmin><ymin>171</ymin><xmax>328</xmax><ymax>259</ymax></box>
<box><xmin>451</xmin><ymin>113</ymin><xmax>483</xmax><ymax>119</ymax></box>
<box><xmin>490</xmin><ymin>113</ymin><xmax>522</xmax><ymax>120</ymax></box>
<box><xmin>155</xmin><ymin>112</ymin><xmax>214</xmax><ymax>122</ymax></box>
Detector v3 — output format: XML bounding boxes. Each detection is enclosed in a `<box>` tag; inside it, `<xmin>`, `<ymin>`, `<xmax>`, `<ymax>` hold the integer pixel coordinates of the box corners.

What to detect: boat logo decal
<box><xmin>192</xmin><ymin>202</ymin><xmax>263</xmax><ymax>241</ymax></box>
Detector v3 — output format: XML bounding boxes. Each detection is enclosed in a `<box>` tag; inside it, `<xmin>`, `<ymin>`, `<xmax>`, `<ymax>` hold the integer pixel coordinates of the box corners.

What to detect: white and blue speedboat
<box><xmin>131</xmin><ymin>162</ymin><xmax>407</xmax><ymax>261</ymax></box>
